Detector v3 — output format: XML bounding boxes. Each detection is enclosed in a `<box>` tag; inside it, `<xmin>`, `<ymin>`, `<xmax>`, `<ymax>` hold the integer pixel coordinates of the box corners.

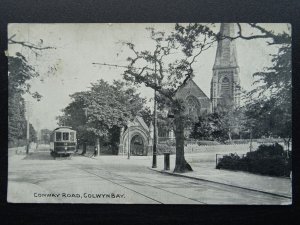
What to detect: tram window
<box><xmin>63</xmin><ymin>132</ymin><xmax>69</xmax><ymax>141</ymax></box>
<box><xmin>70</xmin><ymin>132</ymin><xmax>74</xmax><ymax>141</ymax></box>
<box><xmin>56</xmin><ymin>132</ymin><xmax>62</xmax><ymax>141</ymax></box>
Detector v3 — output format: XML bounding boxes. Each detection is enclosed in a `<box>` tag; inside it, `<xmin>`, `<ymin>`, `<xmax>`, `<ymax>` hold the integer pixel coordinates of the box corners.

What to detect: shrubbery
<box><xmin>216</xmin><ymin>143</ymin><xmax>291</xmax><ymax>177</ymax></box>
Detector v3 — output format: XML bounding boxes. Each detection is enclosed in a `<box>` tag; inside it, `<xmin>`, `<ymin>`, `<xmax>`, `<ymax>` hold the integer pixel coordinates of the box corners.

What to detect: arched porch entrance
<box><xmin>118</xmin><ymin>116</ymin><xmax>153</xmax><ymax>156</ymax></box>
<box><xmin>130</xmin><ymin>134</ymin><xmax>145</xmax><ymax>156</ymax></box>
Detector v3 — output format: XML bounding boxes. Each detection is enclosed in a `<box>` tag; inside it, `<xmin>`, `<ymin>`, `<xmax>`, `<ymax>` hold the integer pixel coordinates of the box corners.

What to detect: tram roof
<box><xmin>53</xmin><ymin>126</ymin><xmax>75</xmax><ymax>132</ymax></box>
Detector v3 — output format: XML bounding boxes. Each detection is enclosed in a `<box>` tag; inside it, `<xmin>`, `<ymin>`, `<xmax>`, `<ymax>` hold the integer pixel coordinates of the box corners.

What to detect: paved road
<box><xmin>7</xmin><ymin>146</ymin><xmax>290</xmax><ymax>204</ymax></box>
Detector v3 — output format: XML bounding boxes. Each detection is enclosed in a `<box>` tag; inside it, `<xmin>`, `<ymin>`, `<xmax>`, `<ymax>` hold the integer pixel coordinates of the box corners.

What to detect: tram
<box><xmin>50</xmin><ymin>126</ymin><xmax>77</xmax><ymax>157</ymax></box>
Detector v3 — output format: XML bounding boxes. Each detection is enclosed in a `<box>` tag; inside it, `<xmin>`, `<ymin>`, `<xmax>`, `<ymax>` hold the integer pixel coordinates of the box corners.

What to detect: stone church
<box><xmin>168</xmin><ymin>23</ymin><xmax>241</xmax><ymax>135</ymax></box>
<box><xmin>118</xmin><ymin>23</ymin><xmax>241</xmax><ymax>156</ymax></box>
<box><xmin>177</xmin><ymin>23</ymin><xmax>241</xmax><ymax>116</ymax></box>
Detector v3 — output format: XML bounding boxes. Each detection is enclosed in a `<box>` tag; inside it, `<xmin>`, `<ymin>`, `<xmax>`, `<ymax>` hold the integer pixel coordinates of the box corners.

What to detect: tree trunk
<box><xmin>26</xmin><ymin>140</ymin><xmax>29</xmax><ymax>154</ymax></box>
<box><xmin>96</xmin><ymin>137</ymin><xmax>100</xmax><ymax>156</ymax></box>
<box><xmin>81</xmin><ymin>142</ymin><xmax>87</xmax><ymax>155</ymax></box>
<box><xmin>228</xmin><ymin>130</ymin><xmax>232</xmax><ymax>142</ymax></box>
<box><xmin>173</xmin><ymin>114</ymin><xmax>193</xmax><ymax>173</ymax></box>
<box><xmin>283</xmin><ymin>137</ymin><xmax>291</xmax><ymax>157</ymax></box>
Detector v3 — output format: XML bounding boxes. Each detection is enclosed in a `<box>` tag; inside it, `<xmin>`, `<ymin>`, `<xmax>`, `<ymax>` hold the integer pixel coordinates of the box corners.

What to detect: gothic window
<box><xmin>186</xmin><ymin>95</ymin><xmax>200</xmax><ymax>118</ymax></box>
<box><xmin>221</xmin><ymin>77</ymin><xmax>231</xmax><ymax>97</ymax></box>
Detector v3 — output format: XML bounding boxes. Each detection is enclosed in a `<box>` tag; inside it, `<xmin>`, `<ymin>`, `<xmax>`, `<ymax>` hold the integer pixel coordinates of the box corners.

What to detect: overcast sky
<box><xmin>8</xmin><ymin>23</ymin><xmax>290</xmax><ymax>130</ymax></box>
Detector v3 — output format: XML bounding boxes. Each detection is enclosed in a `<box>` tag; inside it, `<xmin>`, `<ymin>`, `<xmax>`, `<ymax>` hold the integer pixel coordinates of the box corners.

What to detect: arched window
<box><xmin>186</xmin><ymin>95</ymin><xmax>200</xmax><ymax>118</ymax></box>
<box><xmin>221</xmin><ymin>77</ymin><xmax>231</xmax><ymax>97</ymax></box>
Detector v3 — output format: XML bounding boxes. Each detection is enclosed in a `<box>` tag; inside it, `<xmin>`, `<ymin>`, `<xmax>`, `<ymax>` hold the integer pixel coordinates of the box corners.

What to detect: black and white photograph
<box><xmin>7</xmin><ymin>23</ymin><xmax>292</xmax><ymax>204</ymax></box>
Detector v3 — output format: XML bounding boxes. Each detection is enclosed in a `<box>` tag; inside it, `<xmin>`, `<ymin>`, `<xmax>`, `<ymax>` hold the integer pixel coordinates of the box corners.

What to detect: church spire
<box><xmin>211</xmin><ymin>23</ymin><xmax>241</xmax><ymax>112</ymax></box>
<box><xmin>213</xmin><ymin>23</ymin><xmax>238</xmax><ymax>69</ymax></box>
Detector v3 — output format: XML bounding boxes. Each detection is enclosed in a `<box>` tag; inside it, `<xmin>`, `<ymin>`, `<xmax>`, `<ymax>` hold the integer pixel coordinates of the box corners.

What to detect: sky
<box><xmin>8</xmin><ymin>23</ymin><xmax>290</xmax><ymax>131</ymax></box>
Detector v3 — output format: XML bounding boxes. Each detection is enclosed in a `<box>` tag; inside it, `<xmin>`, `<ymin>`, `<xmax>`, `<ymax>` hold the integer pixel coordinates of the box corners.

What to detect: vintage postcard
<box><xmin>7</xmin><ymin>23</ymin><xmax>292</xmax><ymax>204</ymax></box>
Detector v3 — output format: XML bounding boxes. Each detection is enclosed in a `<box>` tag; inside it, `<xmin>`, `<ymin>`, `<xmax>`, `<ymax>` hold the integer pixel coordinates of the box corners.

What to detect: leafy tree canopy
<box><xmin>8</xmin><ymin>35</ymin><xmax>56</xmax><ymax>145</ymax></box>
<box><xmin>244</xmin><ymin>44</ymin><xmax>291</xmax><ymax>139</ymax></box>
<box><xmin>57</xmin><ymin>79</ymin><xmax>148</xmax><ymax>145</ymax></box>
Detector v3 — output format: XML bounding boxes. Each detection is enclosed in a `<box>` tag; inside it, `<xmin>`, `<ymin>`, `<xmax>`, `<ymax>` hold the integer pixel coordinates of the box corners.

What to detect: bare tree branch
<box><xmin>217</xmin><ymin>23</ymin><xmax>291</xmax><ymax>45</ymax></box>
<box><xmin>93</xmin><ymin>62</ymin><xmax>154</xmax><ymax>71</ymax></box>
<box><xmin>8</xmin><ymin>35</ymin><xmax>56</xmax><ymax>50</ymax></box>
<box><xmin>124</xmin><ymin>69</ymin><xmax>174</xmax><ymax>100</ymax></box>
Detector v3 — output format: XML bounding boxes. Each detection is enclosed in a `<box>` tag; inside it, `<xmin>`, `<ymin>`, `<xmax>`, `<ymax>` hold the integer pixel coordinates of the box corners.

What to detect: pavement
<box><xmin>148</xmin><ymin>154</ymin><xmax>292</xmax><ymax>198</ymax></box>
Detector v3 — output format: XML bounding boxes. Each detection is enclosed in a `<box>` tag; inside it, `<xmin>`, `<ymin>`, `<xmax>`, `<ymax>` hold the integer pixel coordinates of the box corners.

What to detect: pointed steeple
<box><xmin>213</xmin><ymin>23</ymin><xmax>238</xmax><ymax>69</ymax></box>
<box><xmin>211</xmin><ymin>23</ymin><xmax>241</xmax><ymax>112</ymax></box>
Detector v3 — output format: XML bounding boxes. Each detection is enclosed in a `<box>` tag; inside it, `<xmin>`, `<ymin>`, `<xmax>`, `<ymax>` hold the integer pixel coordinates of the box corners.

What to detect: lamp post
<box><xmin>152</xmin><ymin>54</ymin><xmax>158</xmax><ymax>168</ymax></box>
<box><xmin>83</xmin><ymin>106</ymin><xmax>89</xmax><ymax>156</ymax></box>
<box><xmin>35</xmin><ymin>119</ymin><xmax>40</xmax><ymax>150</ymax></box>
<box><xmin>25</xmin><ymin>101</ymin><xmax>32</xmax><ymax>154</ymax></box>
<box><xmin>249</xmin><ymin>128</ymin><xmax>253</xmax><ymax>152</ymax></box>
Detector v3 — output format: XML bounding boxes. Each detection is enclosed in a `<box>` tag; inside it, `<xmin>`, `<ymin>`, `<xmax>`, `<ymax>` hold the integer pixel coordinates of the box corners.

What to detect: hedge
<box><xmin>216</xmin><ymin>143</ymin><xmax>291</xmax><ymax>177</ymax></box>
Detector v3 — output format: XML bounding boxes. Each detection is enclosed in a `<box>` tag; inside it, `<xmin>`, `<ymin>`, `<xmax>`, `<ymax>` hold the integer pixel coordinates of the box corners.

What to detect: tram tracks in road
<box><xmin>102</xmin><ymin>169</ymin><xmax>209</xmax><ymax>204</ymax></box>
<box><xmin>70</xmin><ymin>164</ymin><xmax>208</xmax><ymax>204</ymax></box>
<box><xmin>69</xmin><ymin>165</ymin><xmax>164</xmax><ymax>204</ymax></box>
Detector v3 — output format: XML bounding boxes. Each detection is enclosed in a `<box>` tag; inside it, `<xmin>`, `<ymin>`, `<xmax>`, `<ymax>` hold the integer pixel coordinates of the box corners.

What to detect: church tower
<box><xmin>211</xmin><ymin>23</ymin><xmax>241</xmax><ymax>112</ymax></box>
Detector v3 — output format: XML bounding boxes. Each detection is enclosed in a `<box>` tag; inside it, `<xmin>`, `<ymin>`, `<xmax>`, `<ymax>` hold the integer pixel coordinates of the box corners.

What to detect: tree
<box><xmin>222</xmin><ymin>23</ymin><xmax>291</xmax><ymax>45</ymax></box>
<box><xmin>29</xmin><ymin>123</ymin><xmax>37</xmax><ymax>142</ymax></box>
<box><xmin>190</xmin><ymin>115</ymin><xmax>216</xmax><ymax>141</ymax></box>
<box><xmin>138</xmin><ymin>107</ymin><xmax>152</xmax><ymax>127</ymax></box>
<box><xmin>8</xmin><ymin>92</ymin><xmax>27</xmax><ymax>146</ymax></box>
<box><xmin>121</xmin><ymin>26</ymin><xmax>217</xmax><ymax>172</ymax></box>
<box><xmin>242</xmin><ymin>32</ymin><xmax>291</xmax><ymax>148</ymax></box>
<box><xmin>225</xmin><ymin>23</ymin><xmax>292</xmax><ymax>148</ymax></box>
<box><xmin>8</xmin><ymin>34</ymin><xmax>55</xmax><ymax>148</ymax></box>
<box><xmin>8</xmin><ymin>53</ymin><xmax>38</xmax><ymax>146</ymax></box>
<box><xmin>190</xmin><ymin>112</ymin><xmax>241</xmax><ymax>143</ymax></box>
<box><xmin>8</xmin><ymin>34</ymin><xmax>56</xmax><ymax>100</ymax></box>
<box><xmin>58</xmin><ymin>79</ymin><xmax>147</xmax><ymax>154</ymax></box>
<box><xmin>218</xmin><ymin>106</ymin><xmax>247</xmax><ymax>141</ymax></box>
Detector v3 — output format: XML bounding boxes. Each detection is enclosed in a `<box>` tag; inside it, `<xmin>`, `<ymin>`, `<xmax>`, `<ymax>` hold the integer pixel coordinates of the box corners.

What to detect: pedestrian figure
<box><xmin>93</xmin><ymin>146</ymin><xmax>98</xmax><ymax>157</ymax></box>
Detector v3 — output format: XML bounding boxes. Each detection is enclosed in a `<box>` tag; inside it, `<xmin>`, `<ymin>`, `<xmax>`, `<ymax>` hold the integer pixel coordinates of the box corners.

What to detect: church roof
<box><xmin>213</xmin><ymin>23</ymin><xmax>239</xmax><ymax>69</ymax></box>
<box><xmin>187</xmin><ymin>79</ymin><xmax>210</xmax><ymax>100</ymax></box>
<box><xmin>175</xmin><ymin>78</ymin><xmax>210</xmax><ymax>100</ymax></box>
